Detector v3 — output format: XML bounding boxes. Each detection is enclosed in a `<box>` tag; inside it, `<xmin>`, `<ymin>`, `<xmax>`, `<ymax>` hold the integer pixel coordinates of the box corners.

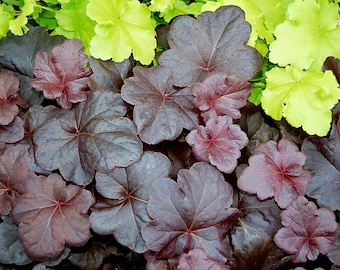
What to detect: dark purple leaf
<box><xmin>0</xmin><ymin>26</ymin><xmax>65</xmax><ymax>106</ymax></box>
<box><xmin>231</xmin><ymin>193</ymin><xmax>283</xmax><ymax>270</ymax></box>
<box><xmin>0</xmin><ymin>216</ymin><xmax>31</xmax><ymax>265</ymax></box>
<box><xmin>192</xmin><ymin>72</ymin><xmax>252</xmax><ymax>122</ymax></box>
<box><xmin>0</xmin><ymin>116</ymin><xmax>24</xmax><ymax>143</ymax></box>
<box><xmin>158</xmin><ymin>6</ymin><xmax>263</xmax><ymax>87</ymax></box>
<box><xmin>274</xmin><ymin>196</ymin><xmax>338</xmax><ymax>263</ymax></box>
<box><xmin>323</xmin><ymin>56</ymin><xmax>340</xmax><ymax>84</ymax></box>
<box><xmin>0</xmin><ymin>71</ymin><xmax>27</xmax><ymax>125</ymax></box>
<box><xmin>121</xmin><ymin>65</ymin><xmax>199</xmax><ymax>144</ymax></box>
<box><xmin>0</xmin><ymin>145</ymin><xmax>30</xmax><ymax>215</ymax></box>
<box><xmin>301</xmin><ymin>120</ymin><xmax>340</xmax><ymax>210</ymax></box>
<box><xmin>186</xmin><ymin>116</ymin><xmax>248</xmax><ymax>173</ymax></box>
<box><xmin>31</xmin><ymin>39</ymin><xmax>92</xmax><ymax>109</ymax></box>
<box><xmin>22</xmin><ymin>105</ymin><xmax>59</xmax><ymax>174</ymax></box>
<box><xmin>88</xmin><ymin>57</ymin><xmax>133</xmax><ymax>92</ymax></box>
<box><xmin>90</xmin><ymin>151</ymin><xmax>171</xmax><ymax>253</ymax></box>
<box><xmin>238</xmin><ymin>138</ymin><xmax>312</xmax><ymax>208</ymax></box>
<box><xmin>142</xmin><ymin>162</ymin><xmax>240</xmax><ymax>262</ymax></box>
<box><xmin>68</xmin><ymin>239</ymin><xmax>121</xmax><ymax>270</ymax></box>
<box><xmin>178</xmin><ymin>248</ymin><xmax>230</xmax><ymax>270</ymax></box>
<box><xmin>33</xmin><ymin>91</ymin><xmax>143</xmax><ymax>185</ymax></box>
<box><xmin>12</xmin><ymin>173</ymin><xmax>95</xmax><ymax>261</ymax></box>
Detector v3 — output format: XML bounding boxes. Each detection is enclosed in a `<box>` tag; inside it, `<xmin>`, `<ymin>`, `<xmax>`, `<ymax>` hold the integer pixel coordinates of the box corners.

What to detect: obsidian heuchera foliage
<box><xmin>0</xmin><ymin>5</ymin><xmax>339</xmax><ymax>270</ymax></box>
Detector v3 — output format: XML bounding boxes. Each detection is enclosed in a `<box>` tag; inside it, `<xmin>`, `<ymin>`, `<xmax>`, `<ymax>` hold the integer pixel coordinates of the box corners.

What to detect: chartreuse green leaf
<box><xmin>261</xmin><ymin>66</ymin><xmax>340</xmax><ymax>136</ymax></box>
<box><xmin>54</xmin><ymin>0</ymin><xmax>96</xmax><ymax>54</ymax></box>
<box><xmin>9</xmin><ymin>0</ymin><xmax>35</xmax><ymax>35</ymax></box>
<box><xmin>149</xmin><ymin>0</ymin><xmax>176</xmax><ymax>13</ymax></box>
<box><xmin>162</xmin><ymin>0</ymin><xmax>203</xmax><ymax>22</ymax></box>
<box><xmin>269</xmin><ymin>0</ymin><xmax>340</xmax><ymax>70</ymax></box>
<box><xmin>0</xmin><ymin>4</ymin><xmax>14</xmax><ymax>39</ymax></box>
<box><xmin>87</xmin><ymin>0</ymin><xmax>156</xmax><ymax>65</ymax></box>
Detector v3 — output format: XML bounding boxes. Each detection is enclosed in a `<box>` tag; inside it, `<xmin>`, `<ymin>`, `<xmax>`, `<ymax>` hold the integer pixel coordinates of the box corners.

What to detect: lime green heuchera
<box><xmin>269</xmin><ymin>0</ymin><xmax>340</xmax><ymax>71</ymax></box>
<box><xmin>261</xmin><ymin>66</ymin><xmax>340</xmax><ymax>136</ymax></box>
<box><xmin>54</xmin><ymin>0</ymin><xmax>96</xmax><ymax>54</ymax></box>
<box><xmin>86</xmin><ymin>0</ymin><xmax>157</xmax><ymax>65</ymax></box>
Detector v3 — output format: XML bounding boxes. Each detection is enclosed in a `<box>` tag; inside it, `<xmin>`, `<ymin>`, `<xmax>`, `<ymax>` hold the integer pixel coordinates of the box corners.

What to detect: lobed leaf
<box><xmin>31</xmin><ymin>38</ymin><xmax>92</xmax><ymax>109</ymax></box>
<box><xmin>121</xmin><ymin>66</ymin><xmax>199</xmax><ymax>144</ymax></box>
<box><xmin>269</xmin><ymin>0</ymin><xmax>340</xmax><ymax>71</ymax></box>
<box><xmin>12</xmin><ymin>173</ymin><xmax>95</xmax><ymax>261</ymax></box>
<box><xmin>33</xmin><ymin>90</ymin><xmax>143</xmax><ymax>185</ymax></box>
<box><xmin>274</xmin><ymin>196</ymin><xmax>338</xmax><ymax>263</ymax></box>
<box><xmin>91</xmin><ymin>151</ymin><xmax>171</xmax><ymax>253</ymax></box>
<box><xmin>191</xmin><ymin>72</ymin><xmax>252</xmax><ymax>122</ymax></box>
<box><xmin>158</xmin><ymin>5</ymin><xmax>263</xmax><ymax>87</ymax></box>
<box><xmin>238</xmin><ymin>138</ymin><xmax>311</xmax><ymax>209</ymax></box>
<box><xmin>261</xmin><ymin>66</ymin><xmax>340</xmax><ymax>136</ymax></box>
<box><xmin>142</xmin><ymin>162</ymin><xmax>240</xmax><ymax>262</ymax></box>
<box><xmin>87</xmin><ymin>0</ymin><xmax>156</xmax><ymax>65</ymax></box>
<box><xmin>186</xmin><ymin>116</ymin><xmax>248</xmax><ymax>173</ymax></box>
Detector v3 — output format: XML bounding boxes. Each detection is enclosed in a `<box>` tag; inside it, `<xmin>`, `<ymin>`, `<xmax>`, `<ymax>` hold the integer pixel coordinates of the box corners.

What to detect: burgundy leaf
<box><xmin>0</xmin><ymin>26</ymin><xmax>66</xmax><ymax>106</ymax></box>
<box><xmin>192</xmin><ymin>72</ymin><xmax>252</xmax><ymax>122</ymax></box>
<box><xmin>301</xmin><ymin>120</ymin><xmax>340</xmax><ymax>210</ymax></box>
<box><xmin>0</xmin><ymin>145</ymin><xmax>30</xmax><ymax>215</ymax></box>
<box><xmin>273</xmin><ymin>196</ymin><xmax>338</xmax><ymax>263</ymax></box>
<box><xmin>142</xmin><ymin>162</ymin><xmax>240</xmax><ymax>262</ymax></box>
<box><xmin>31</xmin><ymin>39</ymin><xmax>92</xmax><ymax>109</ymax></box>
<box><xmin>0</xmin><ymin>116</ymin><xmax>24</xmax><ymax>143</ymax></box>
<box><xmin>158</xmin><ymin>6</ymin><xmax>263</xmax><ymax>87</ymax></box>
<box><xmin>12</xmin><ymin>173</ymin><xmax>95</xmax><ymax>261</ymax></box>
<box><xmin>237</xmin><ymin>138</ymin><xmax>312</xmax><ymax>208</ymax></box>
<box><xmin>186</xmin><ymin>116</ymin><xmax>248</xmax><ymax>173</ymax></box>
<box><xmin>90</xmin><ymin>152</ymin><xmax>171</xmax><ymax>253</ymax></box>
<box><xmin>178</xmin><ymin>248</ymin><xmax>230</xmax><ymax>270</ymax></box>
<box><xmin>121</xmin><ymin>65</ymin><xmax>199</xmax><ymax>144</ymax></box>
<box><xmin>33</xmin><ymin>91</ymin><xmax>143</xmax><ymax>185</ymax></box>
<box><xmin>88</xmin><ymin>57</ymin><xmax>133</xmax><ymax>92</ymax></box>
<box><xmin>0</xmin><ymin>71</ymin><xmax>27</xmax><ymax>125</ymax></box>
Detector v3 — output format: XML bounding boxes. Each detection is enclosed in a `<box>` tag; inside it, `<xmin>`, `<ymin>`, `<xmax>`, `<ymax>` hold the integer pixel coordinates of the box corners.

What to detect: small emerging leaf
<box><xmin>191</xmin><ymin>72</ymin><xmax>252</xmax><ymax>122</ymax></box>
<box><xmin>274</xmin><ymin>196</ymin><xmax>338</xmax><ymax>263</ymax></box>
<box><xmin>186</xmin><ymin>116</ymin><xmax>248</xmax><ymax>173</ymax></box>
<box><xmin>31</xmin><ymin>39</ymin><xmax>92</xmax><ymax>109</ymax></box>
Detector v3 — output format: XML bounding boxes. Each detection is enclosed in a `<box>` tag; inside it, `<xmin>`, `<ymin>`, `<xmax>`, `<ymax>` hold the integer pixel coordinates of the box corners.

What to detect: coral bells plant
<box><xmin>0</xmin><ymin>1</ymin><xmax>339</xmax><ymax>270</ymax></box>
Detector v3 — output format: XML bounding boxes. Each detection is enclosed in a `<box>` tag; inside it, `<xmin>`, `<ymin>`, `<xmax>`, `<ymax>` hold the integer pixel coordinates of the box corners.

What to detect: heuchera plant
<box><xmin>0</xmin><ymin>2</ymin><xmax>339</xmax><ymax>270</ymax></box>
